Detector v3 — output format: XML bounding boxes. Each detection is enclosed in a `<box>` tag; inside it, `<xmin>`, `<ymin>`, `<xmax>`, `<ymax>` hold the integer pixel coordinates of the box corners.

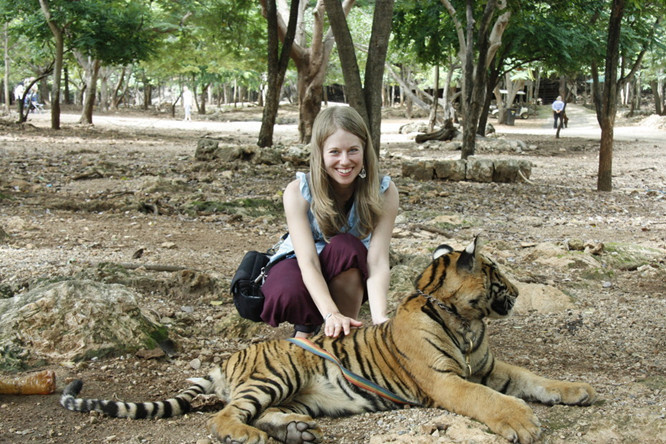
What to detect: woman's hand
<box><xmin>324</xmin><ymin>312</ymin><xmax>363</xmax><ymax>338</ymax></box>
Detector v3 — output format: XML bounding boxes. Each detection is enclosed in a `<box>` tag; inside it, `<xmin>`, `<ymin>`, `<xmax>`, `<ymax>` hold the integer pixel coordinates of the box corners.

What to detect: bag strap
<box><xmin>286</xmin><ymin>338</ymin><xmax>418</xmax><ymax>406</ymax></box>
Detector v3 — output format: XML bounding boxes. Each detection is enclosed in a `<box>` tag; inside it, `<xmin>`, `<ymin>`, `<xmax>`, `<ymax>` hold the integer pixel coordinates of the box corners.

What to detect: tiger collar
<box><xmin>416</xmin><ymin>288</ymin><xmax>478</xmax><ymax>370</ymax></box>
<box><xmin>416</xmin><ymin>289</ymin><xmax>468</xmax><ymax>326</ymax></box>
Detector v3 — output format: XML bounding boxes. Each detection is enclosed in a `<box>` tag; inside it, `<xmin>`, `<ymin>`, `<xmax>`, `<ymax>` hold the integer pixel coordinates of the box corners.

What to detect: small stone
<box><xmin>190</xmin><ymin>358</ymin><xmax>201</xmax><ymax>370</ymax></box>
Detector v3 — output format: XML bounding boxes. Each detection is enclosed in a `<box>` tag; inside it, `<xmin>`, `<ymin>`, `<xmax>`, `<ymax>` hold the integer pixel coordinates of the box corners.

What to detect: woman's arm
<box><xmin>365</xmin><ymin>181</ymin><xmax>399</xmax><ymax>324</ymax></box>
<box><xmin>282</xmin><ymin>180</ymin><xmax>343</xmax><ymax>325</ymax></box>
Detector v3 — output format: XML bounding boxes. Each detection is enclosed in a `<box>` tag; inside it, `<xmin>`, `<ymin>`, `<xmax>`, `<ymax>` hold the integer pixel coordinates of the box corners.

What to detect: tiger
<box><xmin>60</xmin><ymin>237</ymin><xmax>596</xmax><ymax>444</ymax></box>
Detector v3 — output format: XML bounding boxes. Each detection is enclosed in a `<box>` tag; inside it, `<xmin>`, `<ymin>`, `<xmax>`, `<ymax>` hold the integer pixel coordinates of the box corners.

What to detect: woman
<box><xmin>261</xmin><ymin>106</ymin><xmax>399</xmax><ymax>338</ymax></box>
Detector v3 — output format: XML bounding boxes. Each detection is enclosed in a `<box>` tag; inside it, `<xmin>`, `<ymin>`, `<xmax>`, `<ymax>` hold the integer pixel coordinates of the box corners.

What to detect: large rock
<box><xmin>514</xmin><ymin>282</ymin><xmax>575</xmax><ymax>313</ymax></box>
<box><xmin>0</xmin><ymin>280</ymin><xmax>168</xmax><ymax>364</ymax></box>
<box><xmin>466</xmin><ymin>157</ymin><xmax>494</xmax><ymax>182</ymax></box>
<box><xmin>433</xmin><ymin>159</ymin><xmax>466</xmax><ymax>181</ymax></box>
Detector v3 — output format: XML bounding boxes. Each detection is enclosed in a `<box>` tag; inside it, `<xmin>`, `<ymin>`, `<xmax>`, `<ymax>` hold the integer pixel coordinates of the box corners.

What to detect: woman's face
<box><xmin>322</xmin><ymin>127</ymin><xmax>364</xmax><ymax>193</ymax></box>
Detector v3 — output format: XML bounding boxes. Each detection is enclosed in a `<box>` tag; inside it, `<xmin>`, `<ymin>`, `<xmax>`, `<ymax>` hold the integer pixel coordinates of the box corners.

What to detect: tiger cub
<box><xmin>61</xmin><ymin>237</ymin><xmax>596</xmax><ymax>444</ymax></box>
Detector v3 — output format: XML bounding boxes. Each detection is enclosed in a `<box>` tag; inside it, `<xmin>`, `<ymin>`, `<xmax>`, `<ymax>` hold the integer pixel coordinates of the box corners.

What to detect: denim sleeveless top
<box><xmin>270</xmin><ymin>171</ymin><xmax>392</xmax><ymax>262</ymax></box>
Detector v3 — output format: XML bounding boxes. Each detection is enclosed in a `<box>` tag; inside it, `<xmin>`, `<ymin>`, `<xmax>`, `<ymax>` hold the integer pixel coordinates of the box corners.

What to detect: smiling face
<box><xmin>322</xmin><ymin>127</ymin><xmax>365</xmax><ymax>196</ymax></box>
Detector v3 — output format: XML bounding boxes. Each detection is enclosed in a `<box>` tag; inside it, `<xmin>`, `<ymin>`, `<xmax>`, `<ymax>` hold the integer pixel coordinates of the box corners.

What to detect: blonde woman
<box><xmin>261</xmin><ymin>106</ymin><xmax>399</xmax><ymax>338</ymax></box>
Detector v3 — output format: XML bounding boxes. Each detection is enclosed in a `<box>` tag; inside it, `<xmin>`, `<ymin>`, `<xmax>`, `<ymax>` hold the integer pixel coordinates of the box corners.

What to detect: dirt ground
<box><xmin>0</xmin><ymin>103</ymin><xmax>665</xmax><ymax>444</ymax></box>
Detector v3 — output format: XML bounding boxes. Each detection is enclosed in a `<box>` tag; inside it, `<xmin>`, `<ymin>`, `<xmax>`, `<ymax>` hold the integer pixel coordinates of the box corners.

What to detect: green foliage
<box><xmin>142</xmin><ymin>0</ymin><xmax>266</xmax><ymax>90</ymax></box>
<box><xmin>67</xmin><ymin>0</ymin><xmax>159</xmax><ymax>65</ymax></box>
<box><xmin>392</xmin><ymin>0</ymin><xmax>456</xmax><ymax>67</ymax></box>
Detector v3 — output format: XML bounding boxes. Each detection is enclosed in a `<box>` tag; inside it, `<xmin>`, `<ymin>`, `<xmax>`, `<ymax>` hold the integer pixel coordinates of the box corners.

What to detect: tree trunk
<box><xmin>75</xmin><ymin>52</ymin><xmax>100</xmax><ymax>125</ymax></box>
<box><xmin>442</xmin><ymin>0</ymin><xmax>509</xmax><ymax>159</ymax></box>
<box><xmin>142</xmin><ymin>74</ymin><xmax>152</xmax><ymax>110</ymax></box>
<box><xmin>362</xmin><ymin>0</ymin><xmax>394</xmax><ymax>152</ymax></box>
<box><xmin>39</xmin><ymin>0</ymin><xmax>62</xmax><ymax>129</ymax></box>
<box><xmin>3</xmin><ymin>24</ymin><xmax>9</xmax><ymax>114</ymax></box>
<box><xmin>428</xmin><ymin>64</ymin><xmax>439</xmax><ymax>132</ymax></box>
<box><xmin>327</xmin><ymin>0</ymin><xmax>401</xmax><ymax>153</ymax></box>
<box><xmin>261</xmin><ymin>0</ymin><xmax>349</xmax><ymax>144</ymax></box>
<box><xmin>63</xmin><ymin>65</ymin><xmax>71</xmax><ymax>105</ymax></box>
<box><xmin>325</xmin><ymin>0</ymin><xmax>366</xmax><ymax>118</ymax></box>
<box><xmin>651</xmin><ymin>80</ymin><xmax>662</xmax><ymax>115</ymax></box>
<box><xmin>111</xmin><ymin>66</ymin><xmax>128</xmax><ymax>109</ymax></box>
<box><xmin>200</xmin><ymin>83</ymin><xmax>209</xmax><ymax>115</ymax></box>
<box><xmin>597</xmin><ymin>0</ymin><xmax>624</xmax><ymax>192</ymax></box>
<box><xmin>258</xmin><ymin>0</ymin><xmax>299</xmax><ymax>147</ymax></box>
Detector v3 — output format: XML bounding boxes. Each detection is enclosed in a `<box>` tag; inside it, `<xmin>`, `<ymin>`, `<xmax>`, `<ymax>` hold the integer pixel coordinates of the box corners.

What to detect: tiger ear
<box><xmin>433</xmin><ymin>244</ymin><xmax>454</xmax><ymax>260</ymax></box>
<box><xmin>457</xmin><ymin>235</ymin><xmax>481</xmax><ymax>272</ymax></box>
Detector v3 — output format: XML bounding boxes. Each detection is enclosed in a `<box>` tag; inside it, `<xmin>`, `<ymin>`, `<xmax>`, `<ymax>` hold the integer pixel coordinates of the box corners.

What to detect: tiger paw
<box><xmin>208</xmin><ymin>417</ymin><xmax>268</xmax><ymax>444</ymax></box>
<box><xmin>284</xmin><ymin>420</ymin><xmax>322</xmax><ymax>443</ymax></box>
<box><xmin>486</xmin><ymin>398</ymin><xmax>541</xmax><ymax>444</ymax></box>
<box><xmin>557</xmin><ymin>382</ymin><xmax>597</xmax><ymax>405</ymax></box>
<box><xmin>539</xmin><ymin>381</ymin><xmax>597</xmax><ymax>406</ymax></box>
<box><xmin>255</xmin><ymin>411</ymin><xmax>322</xmax><ymax>443</ymax></box>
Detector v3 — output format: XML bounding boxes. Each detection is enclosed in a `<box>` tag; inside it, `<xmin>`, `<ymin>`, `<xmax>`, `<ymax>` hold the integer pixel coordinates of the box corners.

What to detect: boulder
<box><xmin>514</xmin><ymin>282</ymin><xmax>575</xmax><ymax>313</ymax></box>
<box><xmin>492</xmin><ymin>159</ymin><xmax>532</xmax><ymax>183</ymax></box>
<box><xmin>466</xmin><ymin>157</ymin><xmax>494</xmax><ymax>182</ymax></box>
<box><xmin>0</xmin><ymin>280</ymin><xmax>169</xmax><ymax>365</ymax></box>
<box><xmin>402</xmin><ymin>161</ymin><xmax>434</xmax><ymax>181</ymax></box>
<box><xmin>433</xmin><ymin>160</ymin><xmax>466</xmax><ymax>181</ymax></box>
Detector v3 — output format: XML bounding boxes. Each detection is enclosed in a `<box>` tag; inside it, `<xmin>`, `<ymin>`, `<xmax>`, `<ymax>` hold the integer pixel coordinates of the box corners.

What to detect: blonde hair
<box><xmin>309</xmin><ymin>106</ymin><xmax>382</xmax><ymax>241</ymax></box>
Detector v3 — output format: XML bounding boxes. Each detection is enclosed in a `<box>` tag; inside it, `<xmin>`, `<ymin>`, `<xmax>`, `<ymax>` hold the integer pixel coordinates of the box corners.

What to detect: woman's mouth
<box><xmin>337</xmin><ymin>168</ymin><xmax>353</xmax><ymax>176</ymax></box>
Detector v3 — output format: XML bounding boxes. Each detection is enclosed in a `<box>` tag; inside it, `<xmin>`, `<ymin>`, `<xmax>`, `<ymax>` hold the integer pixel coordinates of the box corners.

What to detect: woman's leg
<box><xmin>328</xmin><ymin>268</ymin><xmax>364</xmax><ymax>319</ymax></box>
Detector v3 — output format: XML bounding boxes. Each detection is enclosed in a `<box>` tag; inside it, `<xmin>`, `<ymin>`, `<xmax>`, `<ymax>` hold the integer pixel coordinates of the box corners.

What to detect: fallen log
<box><xmin>0</xmin><ymin>370</ymin><xmax>56</xmax><ymax>395</ymax></box>
<box><xmin>415</xmin><ymin>119</ymin><xmax>459</xmax><ymax>143</ymax></box>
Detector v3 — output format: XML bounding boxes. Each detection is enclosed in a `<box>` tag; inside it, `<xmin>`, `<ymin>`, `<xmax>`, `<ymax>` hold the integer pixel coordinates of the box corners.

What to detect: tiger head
<box><xmin>414</xmin><ymin>236</ymin><xmax>519</xmax><ymax>321</ymax></box>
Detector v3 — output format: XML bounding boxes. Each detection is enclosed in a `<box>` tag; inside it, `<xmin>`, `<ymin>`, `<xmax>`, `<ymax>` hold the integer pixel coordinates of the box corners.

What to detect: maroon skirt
<box><xmin>260</xmin><ymin>233</ymin><xmax>369</xmax><ymax>328</ymax></box>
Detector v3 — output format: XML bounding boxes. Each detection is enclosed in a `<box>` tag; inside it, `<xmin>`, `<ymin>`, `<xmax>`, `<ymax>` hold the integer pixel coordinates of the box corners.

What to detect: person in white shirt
<box><xmin>552</xmin><ymin>96</ymin><xmax>565</xmax><ymax>129</ymax></box>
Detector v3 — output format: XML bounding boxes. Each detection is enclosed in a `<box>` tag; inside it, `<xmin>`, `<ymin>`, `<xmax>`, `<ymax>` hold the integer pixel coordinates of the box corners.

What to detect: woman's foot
<box><xmin>292</xmin><ymin>324</ymin><xmax>321</xmax><ymax>338</ymax></box>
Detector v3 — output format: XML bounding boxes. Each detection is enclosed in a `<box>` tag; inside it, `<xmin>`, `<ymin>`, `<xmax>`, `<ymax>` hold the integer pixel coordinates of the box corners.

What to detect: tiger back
<box><xmin>61</xmin><ymin>237</ymin><xmax>596</xmax><ymax>444</ymax></box>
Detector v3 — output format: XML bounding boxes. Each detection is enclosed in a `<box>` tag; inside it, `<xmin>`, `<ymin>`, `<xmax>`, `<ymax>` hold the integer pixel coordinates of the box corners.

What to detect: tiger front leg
<box><xmin>254</xmin><ymin>408</ymin><xmax>322</xmax><ymax>444</ymax></box>
<box><xmin>485</xmin><ymin>360</ymin><xmax>597</xmax><ymax>406</ymax></box>
<box><xmin>429</xmin><ymin>375</ymin><xmax>542</xmax><ymax>444</ymax></box>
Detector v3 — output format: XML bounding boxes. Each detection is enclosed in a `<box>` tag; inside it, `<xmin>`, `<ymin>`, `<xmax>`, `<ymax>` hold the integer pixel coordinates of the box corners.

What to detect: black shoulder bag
<box><xmin>230</xmin><ymin>234</ymin><xmax>290</xmax><ymax>322</ymax></box>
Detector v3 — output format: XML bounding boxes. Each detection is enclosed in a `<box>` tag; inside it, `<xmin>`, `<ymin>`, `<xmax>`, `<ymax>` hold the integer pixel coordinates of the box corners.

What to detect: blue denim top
<box><xmin>269</xmin><ymin>171</ymin><xmax>392</xmax><ymax>263</ymax></box>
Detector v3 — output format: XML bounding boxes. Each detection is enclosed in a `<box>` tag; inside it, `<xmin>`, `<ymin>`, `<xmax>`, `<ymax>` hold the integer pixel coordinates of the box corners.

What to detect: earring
<box><xmin>359</xmin><ymin>167</ymin><xmax>367</xmax><ymax>179</ymax></box>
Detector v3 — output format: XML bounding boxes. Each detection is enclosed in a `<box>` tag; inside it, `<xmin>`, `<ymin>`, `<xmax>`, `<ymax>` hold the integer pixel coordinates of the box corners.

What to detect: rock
<box><xmin>194</xmin><ymin>138</ymin><xmax>221</xmax><ymax>160</ymax></box>
<box><xmin>514</xmin><ymin>282</ymin><xmax>575</xmax><ymax>313</ymax></box>
<box><xmin>0</xmin><ymin>280</ymin><xmax>169</xmax><ymax>364</ymax></box>
<box><xmin>433</xmin><ymin>160</ymin><xmax>466</xmax><ymax>181</ymax></box>
<box><xmin>252</xmin><ymin>148</ymin><xmax>283</xmax><ymax>165</ymax></box>
<box><xmin>190</xmin><ymin>358</ymin><xmax>201</xmax><ymax>370</ymax></box>
<box><xmin>402</xmin><ymin>161</ymin><xmax>434</xmax><ymax>181</ymax></box>
<box><xmin>399</xmin><ymin>122</ymin><xmax>428</xmax><ymax>134</ymax></box>
<box><xmin>466</xmin><ymin>157</ymin><xmax>494</xmax><ymax>182</ymax></box>
<box><xmin>280</xmin><ymin>145</ymin><xmax>310</xmax><ymax>166</ymax></box>
<box><xmin>492</xmin><ymin>159</ymin><xmax>533</xmax><ymax>183</ymax></box>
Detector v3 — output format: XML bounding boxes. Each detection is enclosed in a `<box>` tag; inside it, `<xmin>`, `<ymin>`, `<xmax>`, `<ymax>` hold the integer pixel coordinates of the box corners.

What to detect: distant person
<box><xmin>182</xmin><ymin>86</ymin><xmax>193</xmax><ymax>121</ymax></box>
<box><xmin>552</xmin><ymin>96</ymin><xmax>565</xmax><ymax>129</ymax></box>
<box><xmin>14</xmin><ymin>83</ymin><xmax>25</xmax><ymax>104</ymax></box>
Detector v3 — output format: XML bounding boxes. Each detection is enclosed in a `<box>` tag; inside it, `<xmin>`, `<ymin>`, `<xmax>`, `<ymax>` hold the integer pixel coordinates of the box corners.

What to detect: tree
<box><xmin>70</xmin><ymin>0</ymin><xmax>158</xmax><ymax>124</ymax></box>
<box><xmin>441</xmin><ymin>0</ymin><xmax>511</xmax><ymax>159</ymax></box>
<box><xmin>324</xmin><ymin>0</ymin><xmax>395</xmax><ymax>153</ymax></box>
<box><xmin>257</xmin><ymin>0</ymin><xmax>299</xmax><ymax>147</ymax></box>
<box><xmin>259</xmin><ymin>0</ymin><xmax>355</xmax><ymax>144</ymax></box>
<box><xmin>591</xmin><ymin>0</ymin><xmax>662</xmax><ymax>191</ymax></box>
<box><xmin>38</xmin><ymin>0</ymin><xmax>65</xmax><ymax>129</ymax></box>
